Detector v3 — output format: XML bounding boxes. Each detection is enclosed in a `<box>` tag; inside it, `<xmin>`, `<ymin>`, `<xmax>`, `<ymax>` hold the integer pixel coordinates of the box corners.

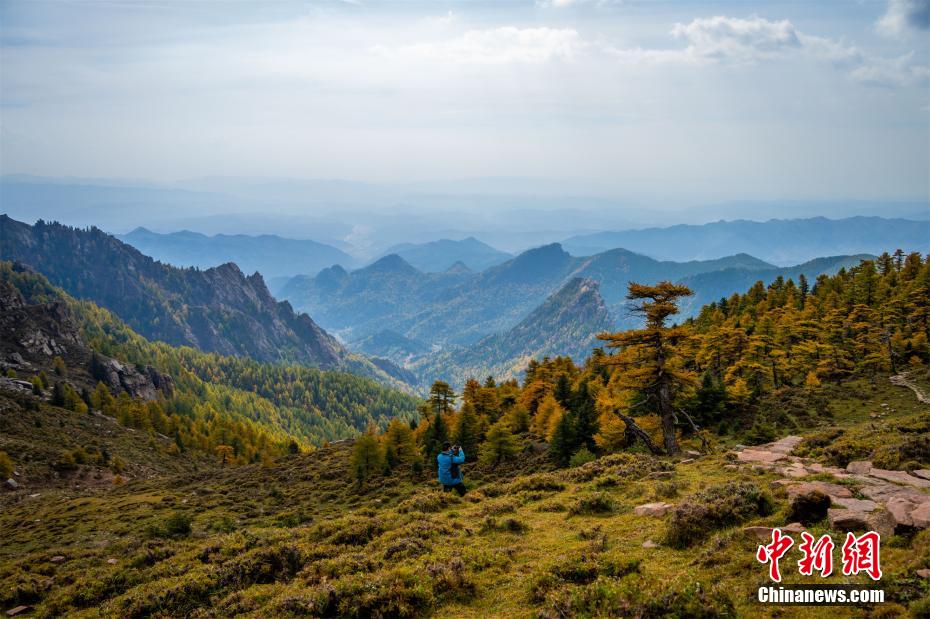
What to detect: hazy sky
<box><xmin>1</xmin><ymin>0</ymin><xmax>928</xmax><ymax>203</ymax></box>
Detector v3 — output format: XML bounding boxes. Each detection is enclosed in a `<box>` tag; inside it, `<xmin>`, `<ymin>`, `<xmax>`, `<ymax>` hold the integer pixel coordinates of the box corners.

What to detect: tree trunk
<box><xmin>616</xmin><ymin>411</ymin><xmax>663</xmax><ymax>455</ymax></box>
<box><xmin>657</xmin><ymin>380</ymin><xmax>680</xmax><ymax>455</ymax></box>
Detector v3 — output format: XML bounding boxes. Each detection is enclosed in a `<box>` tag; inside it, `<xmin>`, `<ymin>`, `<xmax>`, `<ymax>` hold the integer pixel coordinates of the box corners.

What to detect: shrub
<box><xmin>541</xmin><ymin>578</ymin><xmax>735</xmax><ymax>619</ymax></box>
<box><xmin>530</xmin><ymin>554</ymin><xmax>640</xmax><ymax>602</ymax></box>
<box><xmin>567</xmin><ymin>493</ymin><xmax>616</xmax><ymax>516</ymax></box>
<box><xmin>165</xmin><ymin>512</ymin><xmax>193</xmax><ymax>537</ymax></box>
<box><xmin>873</xmin><ymin>435</ymin><xmax>930</xmax><ymax>470</ymax></box>
<box><xmin>743</xmin><ymin>420</ymin><xmax>777</xmax><ymax>445</ymax></box>
<box><xmin>0</xmin><ymin>451</ymin><xmax>12</xmax><ymax>479</ymax></box>
<box><xmin>54</xmin><ymin>450</ymin><xmax>78</xmax><ymax>471</ymax></box>
<box><xmin>569</xmin><ymin>448</ymin><xmax>597</xmax><ymax>467</ymax></box>
<box><xmin>397</xmin><ymin>489</ymin><xmax>458</xmax><ymax>514</ymax></box>
<box><xmin>787</xmin><ymin>490</ymin><xmax>831</xmax><ymax>526</ymax></box>
<box><xmin>217</xmin><ymin>544</ymin><xmax>305</xmax><ymax>587</ymax></box>
<box><xmin>481</xmin><ymin>517</ymin><xmax>528</xmax><ymax>534</ymax></box>
<box><xmin>510</xmin><ymin>473</ymin><xmax>565</xmax><ymax>493</ymax></box>
<box><xmin>664</xmin><ymin>482</ymin><xmax>774</xmax><ymax>548</ymax></box>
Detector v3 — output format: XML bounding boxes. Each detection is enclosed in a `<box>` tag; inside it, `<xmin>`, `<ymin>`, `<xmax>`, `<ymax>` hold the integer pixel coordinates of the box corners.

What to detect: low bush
<box><xmin>664</xmin><ymin>482</ymin><xmax>774</xmax><ymax>548</ymax></box>
<box><xmin>481</xmin><ymin>517</ymin><xmax>528</xmax><ymax>534</ymax></box>
<box><xmin>539</xmin><ymin>578</ymin><xmax>735</xmax><ymax>619</ymax></box>
<box><xmin>567</xmin><ymin>493</ymin><xmax>616</xmax><ymax>516</ymax></box>
<box><xmin>529</xmin><ymin>553</ymin><xmax>640</xmax><ymax>602</ymax></box>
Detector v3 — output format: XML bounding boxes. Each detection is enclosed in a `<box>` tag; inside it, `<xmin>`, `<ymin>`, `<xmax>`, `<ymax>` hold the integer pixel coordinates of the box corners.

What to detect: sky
<box><xmin>1</xmin><ymin>0</ymin><xmax>929</xmax><ymax>205</ymax></box>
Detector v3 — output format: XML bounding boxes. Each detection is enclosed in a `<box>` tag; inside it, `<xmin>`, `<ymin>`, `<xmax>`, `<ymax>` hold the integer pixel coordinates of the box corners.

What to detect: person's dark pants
<box><xmin>443</xmin><ymin>482</ymin><xmax>467</xmax><ymax>496</ymax></box>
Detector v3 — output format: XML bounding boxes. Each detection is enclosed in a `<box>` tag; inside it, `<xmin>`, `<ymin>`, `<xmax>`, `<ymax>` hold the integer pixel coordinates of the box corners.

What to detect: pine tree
<box><xmin>420</xmin><ymin>411</ymin><xmax>449</xmax><ymax>464</ymax></box>
<box><xmin>571</xmin><ymin>381</ymin><xmax>598</xmax><ymax>451</ymax></box>
<box><xmin>383</xmin><ymin>419</ymin><xmax>418</xmax><ymax>469</ymax></box>
<box><xmin>480</xmin><ymin>420</ymin><xmax>519</xmax><ymax>466</ymax></box>
<box><xmin>598</xmin><ymin>282</ymin><xmax>694</xmax><ymax>455</ymax></box>
<box><xmin>351</xmin><ymin>425</ymin><xmax>384</xmax><ymax>483</ymax></box>
<box><xmin>453</xmin><ymin>401</ymin><xmax>481</xmax><ymax>460</ymax></box>
<box><xmin>428</xmin><ymin>381</ymin><xmax>456</xmax><ymax>416</ymax></box>
<box><xmin>554</xmin><ymin>374</ymin><xmax>572</xmax><ymax>408</ymax></box>
<box><xmin>549</xmin><ymin>409</ymin><xmax>576</xmax><ymax>465</ymax></box>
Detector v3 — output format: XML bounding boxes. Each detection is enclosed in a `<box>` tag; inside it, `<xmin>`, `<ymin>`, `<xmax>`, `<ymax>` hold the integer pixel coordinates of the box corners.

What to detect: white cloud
<box><xmin>877</xmin><ymin>0</ymin><xmax>930</xmax><ymax>36</ymax></box>
<box><xmin>373</xmin><ymin>27</ymin><xmax>582</xmax><ymax>64</ymax></box>
<box><xmin>670</xmin><ymin>15</ymin><xmax>801</xmax><ymax>63</ymax></box>
<box><xmin>538</xmin><ymin>0</ymin><xmax>621</xmax><ymax>7</ymax></box>
<box><xmin>601</xmin><ymin>15</ymin><xmax>929</xmax><ymax>87</ymax></box>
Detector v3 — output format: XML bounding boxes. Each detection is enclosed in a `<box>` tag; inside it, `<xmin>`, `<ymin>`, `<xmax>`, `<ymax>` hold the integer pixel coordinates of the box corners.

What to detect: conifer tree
<box><xmin>351</xmin><ymin>425</ymin><xmax>384</xmax><ymax>482</ymax></box>
<box><xmin>383</xmin><ymin>419</ymin><xmax>418</xmax><ymax>469</ymax></box>
<box><xmin>571</xmin><ymin>380</ymin><xmax>598</xmax><ymax>451</ymax></box>
<box><xmin>549</xmin><ymin>409</ymin><xmax>576</xmax><ymax>465</ymax></box>
<box><xmin>428</xmin><ymin>380</ymin><xmax>456</xmax><ymax>416</ymax></box>
<box><xmin>420</xmin><ymin>410</ymin><xmax>449</xmax><ymax>463</ymax></box>
<box><xmin>453</xmin><ymin>401</ymin><xmax>481</xmax><ymax>460</ymax></box>
<box><xmin>598</xmin><ymin>282</ymin><xmax>694</xmax><ymax>455</ymax></box>
<box><xmin>480</xmin><ymin>420</ymin><xmax>519</xmax><ymax>466</ymax></box>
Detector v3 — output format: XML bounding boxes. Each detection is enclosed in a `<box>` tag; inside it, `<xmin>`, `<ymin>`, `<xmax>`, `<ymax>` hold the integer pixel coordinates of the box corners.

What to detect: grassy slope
<box><xmin>1</xmin><ymin>377</ymin><xmax>928</xmax><ymax>617</ymax></box>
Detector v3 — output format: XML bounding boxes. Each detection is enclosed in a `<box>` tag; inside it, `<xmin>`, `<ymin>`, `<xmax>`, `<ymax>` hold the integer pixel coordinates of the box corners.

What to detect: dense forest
<box><xmin>1</xmin><ymin>262</ymin><xmax>420</xmax><ymax>466</ymax></box>
<box><xmin>352</xmin><ymin>251</ymin><xmax>930</xmax><ymax>477</ymax></box>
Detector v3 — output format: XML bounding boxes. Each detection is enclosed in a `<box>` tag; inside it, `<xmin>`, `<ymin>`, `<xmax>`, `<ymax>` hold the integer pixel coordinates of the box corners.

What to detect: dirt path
<box><xmin>890</xmin><ymin>372</ymin><xmax>930</xmax><ymax>404</ymax></box>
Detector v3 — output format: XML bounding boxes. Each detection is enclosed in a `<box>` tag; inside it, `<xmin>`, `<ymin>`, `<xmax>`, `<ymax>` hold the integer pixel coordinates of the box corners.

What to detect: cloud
<box><xmin>373</xmin><ymin>27</ymin><xmax>582</xmax><ymax>64</ymax></box>
<box><xmin>877</xmin><ymin>0</ymin><xmax>930</xmax><ymax>36</ymax></box>
<box><xmin>670</xmin><ymin>15</ymin><xmax>801</xmax><ymax>63</ymax></box>
<box><xmin>538</xmin><ymin>0</ymin><xmax>621</xmax><ymax>7</ymax></box>
<box><xmin>601</xmin><ymin>15</ymin><xmax>929</xmax><ymax>87</ymax></box>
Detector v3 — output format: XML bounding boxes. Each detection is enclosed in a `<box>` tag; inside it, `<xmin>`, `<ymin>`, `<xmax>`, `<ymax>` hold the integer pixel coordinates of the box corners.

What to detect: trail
<box><xmin>890</xmin><ymin>372</ymin><xmax>930</xmax><ymax>404</ymax></box>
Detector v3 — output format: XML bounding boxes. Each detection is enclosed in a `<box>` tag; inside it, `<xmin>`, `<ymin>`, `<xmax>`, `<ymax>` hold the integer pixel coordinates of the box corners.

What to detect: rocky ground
<box><xmin>734</xmin><ymin>434</ymin><xmax>930</xmax><ymax>536</ymax></box>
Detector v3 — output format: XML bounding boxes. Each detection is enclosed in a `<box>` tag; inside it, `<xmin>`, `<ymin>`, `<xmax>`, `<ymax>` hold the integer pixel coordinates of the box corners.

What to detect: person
<box><xmin>437</xmin><ymin>441</ymin><xmax>466</xmax><ymax>496</ymax></box>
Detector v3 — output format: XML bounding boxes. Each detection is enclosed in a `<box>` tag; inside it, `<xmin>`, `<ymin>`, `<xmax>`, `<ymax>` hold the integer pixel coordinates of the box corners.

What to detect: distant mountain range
<box><xmin>0</xmin><ymin>215</ymin><xmax>409</xmax><ymax>389</ymax></box>
<box><xmin>377</xmin><ymin>237</ymin><xmax>512</xmax><ymax>272</ymax></box>
<box><xmin>413</xmin><ymin>277</ymin><xmax>614</xmax><ymax>385</ymax></box>
<box><xmin>118</xmin><ymin>227</ymin><xmax>358</xmax><ymax>278</ymax></box>
<box><xmin>276</xmin><ymin>242</ymin><xmax>868</xmax><ymax>386</ymax></box>
<box><xmin>562</xmin><ymin>216</ymin><xmax>930</xmax><ymax>265</ymax></box>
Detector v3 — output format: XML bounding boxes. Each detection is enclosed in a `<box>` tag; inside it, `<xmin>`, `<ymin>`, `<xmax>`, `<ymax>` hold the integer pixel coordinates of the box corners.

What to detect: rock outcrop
<box><xmin>0</xmin><ymin>263</ymin><xmax>171</xmax><ymax>401</ymax></box>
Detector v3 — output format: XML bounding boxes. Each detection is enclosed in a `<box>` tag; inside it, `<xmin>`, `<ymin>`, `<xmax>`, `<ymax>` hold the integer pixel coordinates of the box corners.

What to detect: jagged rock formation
<box><xmin>0</xmin><ymin>263</ymin><xmax>171</xmax><ymax>400</ymax></box>
<box><xmin>0</xmin><ymin>215</ymin><xmax>344</xmax><ymax>368</ymax></box>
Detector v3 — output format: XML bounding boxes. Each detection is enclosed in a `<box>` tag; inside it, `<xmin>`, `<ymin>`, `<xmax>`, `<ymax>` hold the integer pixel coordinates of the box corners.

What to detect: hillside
<box><xmin>0</xmin><ymin>262</ymin><xmax>420</xmax><ymax>449</ymax></box>
<box><xmin>0</xmin><ymin>215</ymin><xmax>344</xmax><ymax>367</ymax></box>
<box><xmin>2</xmin><ymin>252</ymin><xmax>930</xmax><ymax>617</ymax></box>
<box><xmin>562</xmin><ymin>216</ymin><xmax>930</xmax><ymax>265</ymax></box>
<box><xmin>378</xmin><ymin>237</ymin><xmax>512</xmax><ymax>273</ymax></box>
<box><xmin>0</xmin><ymin>216</ymin><xmax>415</xmax><ymax>389</ymax></box>
<box><xmin>117</xmin><ymin>228</ymin><xmax>358</xmax><ymax>278</ymax></box>
<box><xmin>280</xmin><ymin>242</ymin><xmax>866</xmax><ymax>386</ymax></box>
<box><xmin>414</xmin><ymin>278</ymin><xmax>615</xmax><ymax>386</ymax></box>
<box><xmin>1</xmin><ymin>376</ymin><xmax>928</xmax><ymax>617</ymax></box>
<box><xmin>281</xmin><ymin>243</ymin><xmax>778</xmax><ymax>348</ymax></box>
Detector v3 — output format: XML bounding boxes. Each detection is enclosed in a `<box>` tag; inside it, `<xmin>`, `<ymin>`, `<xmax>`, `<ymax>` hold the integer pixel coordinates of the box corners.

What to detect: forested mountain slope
<box><xmin>0</xmin><ymin>215</ymin><xmax>343</xmax><ymax>367</ymax></box>
<box><xmin>413</xmin><ymin>277</ymin><xmax>615</xmax><ymax>385</ymax></box>
<box><xmin>0</xmin><ymin>262</ymin><xmax>420</xmax><ymax>452</ymax></box>
<box><xmin>280</xmin><ymin>243</ymin><xmax>777</xmax><ymax>349</ymax></box>
<box><xmin>0</xmin><ymin>216</ymin><xmax>412</xmax><ymax>388</ymax></box>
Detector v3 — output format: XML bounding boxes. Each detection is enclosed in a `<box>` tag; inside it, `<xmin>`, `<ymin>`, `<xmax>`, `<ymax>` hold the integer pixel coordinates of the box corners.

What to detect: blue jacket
<box><xmin>437</xmin><ymin>448</ymin><xmax>465</xmax><ymax>485</ymax></box>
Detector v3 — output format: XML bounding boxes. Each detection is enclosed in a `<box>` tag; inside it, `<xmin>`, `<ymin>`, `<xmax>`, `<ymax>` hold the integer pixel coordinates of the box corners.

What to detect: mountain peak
<box><xmin>445</xmin><ymin>260</ymin><xmax>473</xmax><ymax>274</ymax></box>
<box><xmin>364</xmin><ymin>253</ymin><xmax>419</xmax><ymax>275</ymax></box>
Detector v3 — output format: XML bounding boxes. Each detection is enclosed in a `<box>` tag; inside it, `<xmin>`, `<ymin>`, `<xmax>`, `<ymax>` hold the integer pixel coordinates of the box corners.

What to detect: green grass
<box><xmin>1</xmin><ymin>378</ymin><xmax>929</xmax><ymax>617</ymax></box>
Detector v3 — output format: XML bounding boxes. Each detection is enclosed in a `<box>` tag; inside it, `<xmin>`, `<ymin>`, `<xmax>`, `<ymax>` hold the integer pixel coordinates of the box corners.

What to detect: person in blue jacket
<box><xmin>437</xmin><ymin>442</ymin><xmax>467</xmax><ymax>496</ymax></box>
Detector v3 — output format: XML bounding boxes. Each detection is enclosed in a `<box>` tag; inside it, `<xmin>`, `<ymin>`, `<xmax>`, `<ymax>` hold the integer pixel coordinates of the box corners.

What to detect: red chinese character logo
<box><xmin>756</xmin><ymin>528</ymin><xmax>794</xmax><ymax>582</ymax></box>
<box><xmin>841</xmin><ymin>531</ymin><xmax>882</xmax><ymax>580</ymax></box>
<box><xmin>797</xmin><ymin>532</ymin><xmax>834</xmax><ymax>577</ymax></box>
